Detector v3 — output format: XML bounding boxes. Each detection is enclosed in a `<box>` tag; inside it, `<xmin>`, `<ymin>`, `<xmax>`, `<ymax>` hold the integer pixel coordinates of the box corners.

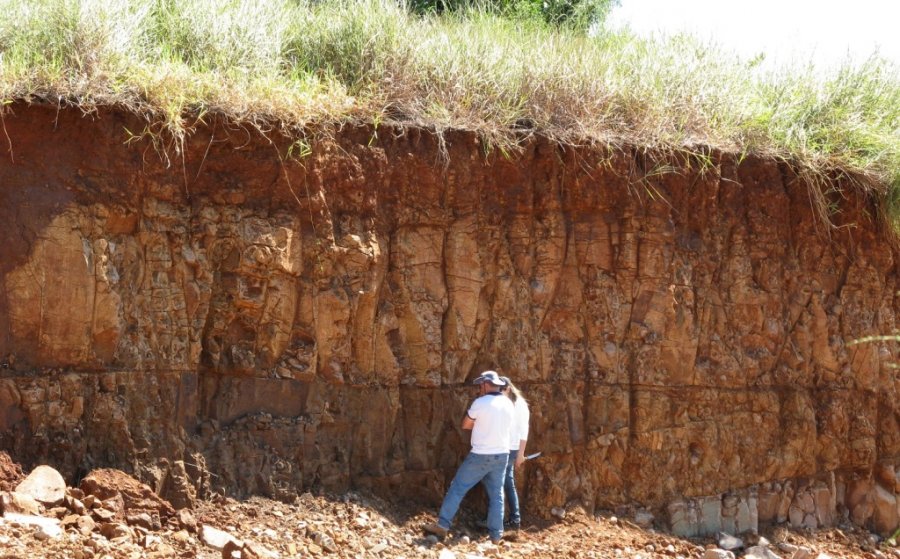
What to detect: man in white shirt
<box><xmin>477</xmin><ymin>375</ymin><xmax>530</xmax><ymax>535</ymax></box>
<box><xmin>423</xmin><ymin>371</ymin><xmax>515</xmax><ymax>544</ymax></box>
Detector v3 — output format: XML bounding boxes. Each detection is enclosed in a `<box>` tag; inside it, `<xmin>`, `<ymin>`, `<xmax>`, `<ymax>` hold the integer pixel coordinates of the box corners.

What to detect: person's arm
<box><xmin>462</xmin><ymin>399</ymin><xmax>479</xmax><ymax>430</ymax></box>
<box><xmin>514</xmin><ymin>402</ymin><xmax>530</xmax><ymax>468</ymax></box>
<box><xmin>515</xmin><ymin>439</ymin><xmax>526</xmax><ymax>468</ymax></box>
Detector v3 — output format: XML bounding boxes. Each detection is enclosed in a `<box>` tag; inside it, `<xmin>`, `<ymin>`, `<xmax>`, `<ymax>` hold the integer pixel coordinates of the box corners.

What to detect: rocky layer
<box><xmin>7</xmin><ymin>458</ymin><xmax>875</xmax><ymax>559</ymax></box>
<box><xmin>0</xmin><ymin>104</ymin><xmax>898</xmax><ymax>534</ymax></box>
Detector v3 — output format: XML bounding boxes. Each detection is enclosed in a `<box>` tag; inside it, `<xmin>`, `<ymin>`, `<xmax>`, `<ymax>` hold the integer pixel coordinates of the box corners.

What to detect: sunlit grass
<box><xmin>0</xmin><ymin>0</ymin><xmax>897</xmax><ymax>223</ymax></box>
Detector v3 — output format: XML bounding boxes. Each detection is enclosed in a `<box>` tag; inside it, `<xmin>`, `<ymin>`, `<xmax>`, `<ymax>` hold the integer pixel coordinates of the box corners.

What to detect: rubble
<box><xmin>0</xmin><ymin>452</ymin><xmax>25</xmax><ymax>492</ymax></box>
<box><xmin>1</xmin><ymin>491</ymin><xmax>41</xmax><ymax>515</ymax></box>
<box><xmin>80</xmin><ymin>469</ymin><xmax>175</xmax><ymax>522</ymax></box>
<box><xmin>0</xmin><ymin>459</ymin><xmax>890</xmax><ymax>559</ymax></box>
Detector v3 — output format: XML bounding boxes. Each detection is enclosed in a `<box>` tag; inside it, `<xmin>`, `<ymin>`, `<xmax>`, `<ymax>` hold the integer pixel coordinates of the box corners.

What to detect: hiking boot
<box><xmin>422</xmin><ymin>522</ymin><xmax>449</xmax><ymax>539</ymax></box>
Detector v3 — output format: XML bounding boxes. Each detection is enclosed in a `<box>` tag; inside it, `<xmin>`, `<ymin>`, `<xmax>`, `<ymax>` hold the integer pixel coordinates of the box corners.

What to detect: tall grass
<box><xmin>0</xmin><ymin>0</ymin><xmax>897</xmax><ymax>218</ymax></box>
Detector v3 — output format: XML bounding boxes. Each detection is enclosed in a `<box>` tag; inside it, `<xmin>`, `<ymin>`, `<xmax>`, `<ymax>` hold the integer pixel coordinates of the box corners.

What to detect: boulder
<box><xmin>99</xmin><ymin>522</ymin><xmax>132</xmax><ymax>541</ymax></box>
<box><xmin>126</xmin><ymin>511</ymin><xmax>158</xmax><ymax>530</ymax></box>
<box><xmin>101</xmin><ymin>495</ymin><xmax>126</xmax><ymax>518</ymax></box>
<box><xmin>76</xmin><ymin>515</ymin><xmax>96</xmax><ymax>536</ymax></box>
<box><xmin>717</xmin><ymin>532</ymin><xmax>743</xmax><ymax>551</ymax></box>
<box><xmin>0</xmin><ymin>491</ymin><xmax>41</xmax><ymax>515</ymax></box>
<box><xmin>80</xmin><ymin>469</ymin><xmax>174</xmax><ymax>521</ymax></box>
<box><xmin>873</xmin><ymin>484</ymin><xmax>899</xmax><ymax>536</ymax></box>
<box><xmin>15</xmin><ymin>465</ymin><xmax>66</xmax><ymax>506</ymax></box>
<box><xmin>92</xmin><ymin>507</ymin><xmax>117</xmax><ymax>522</ymax></box>
<box><xmin>176</xmin><ymin>508</ymin><xmax>197</xmax><ymax>532</ymax></box>
<box><xmin>669</xmin><ymin>499</ymin><xmax>699</xmax><ymax>537</ymax></box>
<box><xmin>65</xmin><ymin>495</ymin><xmax>86</xmax><ymax>515</ymax></box>
<box><xmin>200</xmin><ymin>524</ymin><xmax>242</xmax><ymax>550</ymax></box>
<box><xmin>160</xmin><ymin>460</ymin><xmax>197</xmax><ymax>510</ymax></box>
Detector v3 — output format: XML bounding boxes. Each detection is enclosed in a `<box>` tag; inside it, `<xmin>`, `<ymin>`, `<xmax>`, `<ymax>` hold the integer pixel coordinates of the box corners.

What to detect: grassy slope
<box><xmin>0</xmin><ymin>0</ymin><xmax>898</xmax><ymax>221</ymax></box>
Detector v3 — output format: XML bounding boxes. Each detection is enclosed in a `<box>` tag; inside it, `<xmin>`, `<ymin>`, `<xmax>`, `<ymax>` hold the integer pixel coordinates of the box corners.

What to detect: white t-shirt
<box><xmin>508</xmin><ymin>397</ymin><xmax>530</xmax><ymax>451</ymax></box>
<box><xmin>467</xmin><ymin>392</ymin><xmax>515</xmax><ymax>455</ymax></box>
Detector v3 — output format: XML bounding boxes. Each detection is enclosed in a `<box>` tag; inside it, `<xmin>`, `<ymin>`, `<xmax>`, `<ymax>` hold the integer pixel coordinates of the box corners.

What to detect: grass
<box><xmin>0</xmin><ymin>0</ymin><xmax>898</xmax><ymax>223</ymax></box>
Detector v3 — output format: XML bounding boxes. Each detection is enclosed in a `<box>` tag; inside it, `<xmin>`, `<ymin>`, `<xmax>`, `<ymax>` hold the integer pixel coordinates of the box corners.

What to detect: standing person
<box><xmin>477</xmin><ymin>375</ymin><xmax>530</xmax><ymax>534</ymax></box>
<box><xmin>500</xmin><ymin>376</ymin><xmax>529</xmax><ymax>533</ymax></box>
<box><xmin>423</xmin><ymin>370</ymin><xmax>515</xmax><ymax>544</ymax></box>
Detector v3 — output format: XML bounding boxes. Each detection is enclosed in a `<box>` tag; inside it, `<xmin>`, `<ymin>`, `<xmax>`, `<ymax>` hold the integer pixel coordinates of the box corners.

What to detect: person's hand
<box><xmin>515</xmin><ymin>455</ymin><xmax>525</xmax><ymax>469</ymax></box>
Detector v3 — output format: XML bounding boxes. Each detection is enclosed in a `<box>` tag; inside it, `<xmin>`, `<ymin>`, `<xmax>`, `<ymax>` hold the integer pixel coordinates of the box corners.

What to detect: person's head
<box><xmin>499</xmin><ymin>376</ymin><xmax>523</xmax><ymax>403</ymax></box>
<box><xmin>472</xmin><ymin>370</ymin><xmax>507</xmax><ymax>394</ymax></box>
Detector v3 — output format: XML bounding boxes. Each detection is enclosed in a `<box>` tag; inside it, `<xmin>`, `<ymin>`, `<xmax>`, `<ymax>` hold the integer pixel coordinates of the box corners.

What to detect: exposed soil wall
<box><xmin>1</xmin><ymin>104</ymin><xmax>898</xmax><ymax>535</ymax></box>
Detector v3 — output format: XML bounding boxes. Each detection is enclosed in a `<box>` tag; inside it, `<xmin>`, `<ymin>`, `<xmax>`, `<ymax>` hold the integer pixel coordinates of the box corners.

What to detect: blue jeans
<box><xmin>437</xmin><ymin>452</ymin><xmax>508</xmax><ymax>540</ymax></box>
<box><xmin>505</xmin><ymin>450</ymin><xmax>521</xmax><ymax>525</ymax></box>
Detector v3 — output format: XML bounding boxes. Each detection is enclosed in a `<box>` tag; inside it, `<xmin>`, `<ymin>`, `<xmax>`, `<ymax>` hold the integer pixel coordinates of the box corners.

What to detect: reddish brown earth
<box><xmin>0</xmin><ymin>460</ymin><xmax>894</xmax><ymax>559</ymax></box>
<box><xmin>0</xmin><ymin>452</ymin><xmax>25</xmax><ymax>492</ymax></box>
<box><xmin>0</xmin><ymin>102</ymin><xmax>899</xmax><ymax>541</ymax></box>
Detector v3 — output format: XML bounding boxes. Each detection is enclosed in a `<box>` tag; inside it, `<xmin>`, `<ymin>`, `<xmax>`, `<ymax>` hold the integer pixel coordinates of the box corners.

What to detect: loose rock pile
<box><xmin>0</xmin><ymin>451</ymin><xmax>25</xmax><ymax>492</ymax></box>
<box><xmin>0</xmin><ymin>451</ymin><xmax>897</xmax><ymax>559</ymax></box>
<box><xmin>0</xmin><ymin>458</ymin><xmax>191</xmax><ymax>558</ymax></box>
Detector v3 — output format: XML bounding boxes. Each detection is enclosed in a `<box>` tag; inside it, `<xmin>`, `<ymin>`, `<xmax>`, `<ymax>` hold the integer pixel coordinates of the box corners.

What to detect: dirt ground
<box><xmin>2</xmin><ymin>487</ymin><xmax>898</xmax><ymax>559</ymax></box>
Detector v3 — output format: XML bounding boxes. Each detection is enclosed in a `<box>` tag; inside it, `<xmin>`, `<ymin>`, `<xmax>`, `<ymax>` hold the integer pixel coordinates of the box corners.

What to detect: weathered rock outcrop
<box><xmin>0</xmin><ymin>452</ymin><xmax>25</xmax><ymax>491</ymax></box>
<box><xmin>0</xmin><ymin>104</ymin><xmax>898</xmax><ymax>534</ymax></box>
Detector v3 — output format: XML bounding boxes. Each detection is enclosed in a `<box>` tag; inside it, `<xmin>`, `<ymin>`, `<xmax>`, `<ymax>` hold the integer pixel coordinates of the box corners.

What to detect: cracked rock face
<box><xmin>0</xmin><ymin>105</ymin><xmax>898</xmax><ymax>534</ymax></box>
